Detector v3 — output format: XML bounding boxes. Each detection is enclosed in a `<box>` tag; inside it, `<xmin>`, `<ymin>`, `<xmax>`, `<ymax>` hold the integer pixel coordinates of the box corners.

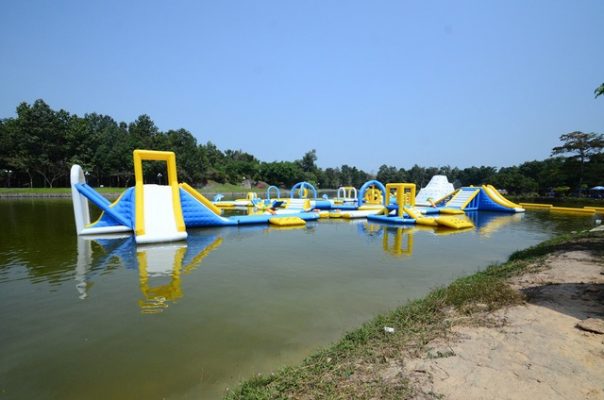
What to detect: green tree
<box><xmin>199</xmin><ymin>142</ymin><xmax>226</xmax><ymax>183</ymax></box>
<box><xmin>128</xmin><ymin>114</ymin><xmax>159</xmax><ymax>147</ymax></box>
<box><xmin>552</xmin><ymin>131</ymin><xmax>604</xmax><ymax>193</ymax></box>
<box><xmin>458</xmin><ymin>166</ymin><xmax>497</xmax><ymax>186</ymax></box>
<box><xmin>516</xmin><ymin>158</ymin><xmax>566</xmax><ymax>194</ymax></box>
<box><xmin>339</xmin><ymin>164</ymin><xmax>353</xmax><ymax>185</ymax></box>
<box><xmin>0</xmin><ymin>120</ymin><xmax>6</xmax><ymax>166</ymax></box>
<box><xmin>299</xmin><ymin>149</ymin><xmax>318</xmax><ymax>173</ymax></box>
<box><xmin>490</xmin><ymin>167</ymin><xmax>538</xmax><ymax>194</ymax></box>
<box><xmin>407</xmin><ymin>164</ymin><xmax>429</xmax><ymax>187</ymax></box>
<box><xmin>376</xmin><ymin>164</ymin><xmax>398</xmax><ymax>183</ymax></box>
<box><xmin>165</xmin><ymin>129</ymin><xmax>203</xmax><ymax>183</ymax></box>
<box><xmin>3</xmin><ymin>97</ymin><xmax>600</xmax><ymax>193</ymax></box>
<box><xmin>259</xmin><ymin>161</ymin><xmax>303</xmax><ymax>187</ymax></box>
<box><xmin>585</xmin><ymin>153</ymin><xmax>604</xmax><ymax>187</ymax></box>
<box><xmin>88</xmin><ymin>116</ymin><xmax>132</xmax><ymax>186</ymax></box>
<box><xmin>1</xmin><ymin>116</ymin><xmax>34</xmax><ymax>187</ymax></box>
<box><xmin>536</xmin><ymin>158</ymin><xmax>567</xmax><ymax>192</ymax></box>
<box><xmin>223</xmin><ymin>149</ymin><xmax>260</xmax><ymax>184</ymax></box>
<box><xmin>295</xmin><ymin>150</ymin><xmax>319</xmax><ymax>183</ymax></box>
<box><xmin>595</xmin><ymin>83</ymin><xmax>604</xmax><ymax>98</ymax></box>
<box><xmin>436</xmin><ymin>165</ymin><xmax>459</xmax><ymax>183</ymax></box>
<box><xmin>66</xmin><ymin>114</ymin><xmax>95</xmax><ymax>170</ymax></box>
<box><xmin>12</xmin><ymin>100</ymin><xmax>71</xmax><ymax>187</ymax></box>
<box><xmin>319</xmin><ymin>167</ymin><xmax>340</xmax><ymax>188</ymax></box>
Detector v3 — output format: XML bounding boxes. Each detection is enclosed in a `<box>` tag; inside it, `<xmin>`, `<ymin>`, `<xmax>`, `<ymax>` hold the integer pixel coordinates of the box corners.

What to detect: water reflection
<box><xmin>137</xmin><ymin>244</ymin><xmax>187</xmax><ymax>313</ymax></box>
<box><xmin>356</xmin><ymin>212</ymin><xmax>529</xmax><ymax>257</ymax></box>
<box><xmin>76</xmin><ymin>235</ymin><xmax>92</xmax><ymax>299</ymax></box>
<box><xmin>71</xmin><ymin>211</ymin><xmax>556</xmax><ymax>307</ymax></box>
<box><xmin>467</xmin><ymin>211</ymin><xmax>525</xmax><ymax>236</ymax></box>
<box><xmin>383</xmin><ymin>227</ymin><xmax>414</xmax><ymax>256</ymax></box>
<box><xmin>76</xmin><ymin>234</ymin><xmax>223</xmax><ymax>313</ymax></box>
<box><xmin>75</xmin><ymin>234</ymin><xmax>135</xmax><ymax>300</ymax></box>
<box><xmin>73</xmin><ymin>222</ymin><xmax>321</xmax><ymax>311</ymax></box>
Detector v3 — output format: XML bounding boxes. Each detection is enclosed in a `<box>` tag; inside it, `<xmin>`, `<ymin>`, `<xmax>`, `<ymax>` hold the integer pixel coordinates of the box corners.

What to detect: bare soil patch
<box><xmin>404</xmin><ymin>249</ymin><xmax>604</xmax><ymax>400</ymax></box>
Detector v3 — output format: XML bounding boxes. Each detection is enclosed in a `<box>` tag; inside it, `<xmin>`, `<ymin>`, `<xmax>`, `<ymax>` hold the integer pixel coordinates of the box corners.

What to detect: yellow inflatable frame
<box><xmin>385</xmin><ymin>183</ymin><xmax>416</xmax><ymax>217</ymax></box>
<box><xmin>133</xmin><ymin>150</ymin><xmax>186</xmax><ymax>237</ymax></box>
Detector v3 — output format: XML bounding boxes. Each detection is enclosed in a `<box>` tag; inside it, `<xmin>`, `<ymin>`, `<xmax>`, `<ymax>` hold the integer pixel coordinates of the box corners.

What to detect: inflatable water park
<box><xmin>71</xmin><ymin>150</ymin><xmax>531</xmax><ymax>245</ymax></box>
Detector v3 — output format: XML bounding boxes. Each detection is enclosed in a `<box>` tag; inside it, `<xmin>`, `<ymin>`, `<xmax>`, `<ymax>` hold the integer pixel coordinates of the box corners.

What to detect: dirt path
<box><xmin>404</xmin><ymin>249</ymin><xmax>604</xmax><ymax>400</ymax></box>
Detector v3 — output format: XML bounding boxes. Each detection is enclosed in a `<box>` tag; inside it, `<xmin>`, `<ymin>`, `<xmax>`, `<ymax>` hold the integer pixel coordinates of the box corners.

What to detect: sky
<box><xmin>1</xmin><ymin>0</ymin><xmax>603</xmax><ymax>172</ymax></box>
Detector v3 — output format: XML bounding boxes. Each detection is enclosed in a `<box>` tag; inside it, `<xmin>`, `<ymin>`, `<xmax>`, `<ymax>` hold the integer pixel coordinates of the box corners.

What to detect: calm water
<box><xmin>0</xmin><ymin>199</ymin><xmax>597</xmax><ymax>399</ymax></box>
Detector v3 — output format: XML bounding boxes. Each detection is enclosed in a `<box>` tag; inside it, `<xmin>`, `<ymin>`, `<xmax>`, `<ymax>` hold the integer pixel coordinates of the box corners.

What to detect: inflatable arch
<box><xmin>337</xmin><ymin>186</ymin><xmax>358</xmax><ymax>200</ymax></box>
<box><xmin>266</xmin><ymin>185</ymin><xmax>281</xmax><ymax>200</ymax></box>
<box><xmin>290</xmin><ymin>181</ymin><xmax>317</xmax><ymax>199</ymax></box>
<box><xmin>358</xmin><ymin>180</ymin><xmax>386</xmax><ymax>206</ymax></box>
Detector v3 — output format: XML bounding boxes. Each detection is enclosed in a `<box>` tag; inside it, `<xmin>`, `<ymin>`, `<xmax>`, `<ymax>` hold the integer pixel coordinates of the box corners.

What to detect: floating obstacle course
<box><xmin>72</xmin><ymin>150</ymin><xmax>592</xmax><ymax>245</ymax></box>
<box><xmin>71</xmin><ymin>150</ymin><xmax>319</xmax><ymax>244</ymax></box>
<box><xmin>368</xmin><ymin>183</ymin><xmax>476</xmax><ymax>229</ymax></box>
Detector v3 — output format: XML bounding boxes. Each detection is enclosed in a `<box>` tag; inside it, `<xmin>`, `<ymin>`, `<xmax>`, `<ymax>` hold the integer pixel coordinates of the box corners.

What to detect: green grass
<box><xmin>0</xmin><ymin>187</ymin><xmax>123</xmax><ymax>195</ymax></box>
<box><xmin>509</xmin><ymin>196</ymin><xmax>604</xmax><ymax>208</ymax></box>
<box><xmin>224</xmin><ymin>230</ymin><xmax>604</xmax><ymax>400</ymax></box>
<box><xmin>0</xmin><ymin>183</ymin><xmax>266</xmax><ymax>197</ymax></box>
<box><xmin>199</xmin><ymin>182</ymin><xmax>265</xmax><ymax>194</ymax></box>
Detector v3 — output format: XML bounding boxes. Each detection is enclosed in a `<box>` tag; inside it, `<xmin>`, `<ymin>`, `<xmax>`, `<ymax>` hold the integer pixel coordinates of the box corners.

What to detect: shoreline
<box><xmin>0</xmin><ymin>193</ymin><xmax>91</xmax><ymax>198</ymax></box>
<box><xmin>0</xmin><ymin>188</ymin><xmax>306</xmax><ymax>199</ymax></box>
<box><xmin>225</xmin><ymin>229</ymin><xmax>604</xmax><ymax>399</ymax></box>
<box><xmin>0</xmin><ymin>190</ymin><xmax>260</xmax><ymax>199</ymax></box>
<box><xmin>2</xmin><ymin>191</ymin><xmax>602</xmax><ymax>207</ymax></box>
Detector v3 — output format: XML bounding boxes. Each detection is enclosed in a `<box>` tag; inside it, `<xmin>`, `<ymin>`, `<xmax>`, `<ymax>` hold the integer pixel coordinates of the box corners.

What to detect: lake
<box><xmin>0</xmin><ymin>199</ymin><xmax>597</xmax><ymax>399</ymax></box>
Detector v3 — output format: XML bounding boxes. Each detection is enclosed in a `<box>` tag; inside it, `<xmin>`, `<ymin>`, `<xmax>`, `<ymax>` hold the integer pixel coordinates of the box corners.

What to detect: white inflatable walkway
<box><xmin>135</xmin><ymin>185</ymin><xmax>187</xmax><ymax>244</ymax></box>
<box><xmin>446</xmin><ymin>187</ymin><xmax>480</xmax><ymax>209</ymax></box>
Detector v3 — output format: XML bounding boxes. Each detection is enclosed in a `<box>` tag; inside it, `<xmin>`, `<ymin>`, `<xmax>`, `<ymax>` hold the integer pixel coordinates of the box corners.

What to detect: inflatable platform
<box><xmin>367</xmin><ymin>182</ymin><xmax>522</xmax><ymax>229</ymax></box>
<box><xmin>71</xmin><ymin>150</ymin><xmax>319</xmax><ymax>245</ymax></box>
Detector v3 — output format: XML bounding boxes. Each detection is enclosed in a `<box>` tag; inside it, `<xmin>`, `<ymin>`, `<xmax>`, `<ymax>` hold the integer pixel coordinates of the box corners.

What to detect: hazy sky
<box><xmin>1</xmin><ymin>0</ymin><xmax>603</xmax><ymax>172</ymax></box>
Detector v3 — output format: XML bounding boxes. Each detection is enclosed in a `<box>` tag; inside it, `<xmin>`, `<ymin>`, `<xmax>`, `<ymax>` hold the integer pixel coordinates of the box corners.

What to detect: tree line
<box><xmin>0</xmin><ymin>99</ymin><xmax>602</xmax><ymax>195</ymax></box>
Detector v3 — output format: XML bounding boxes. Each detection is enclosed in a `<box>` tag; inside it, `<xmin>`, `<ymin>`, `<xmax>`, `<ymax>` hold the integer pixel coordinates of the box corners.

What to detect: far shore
<box><xmin>1</xmin><ymin>187</ymin><xmax>603</xmax><ymax>208</ymax></box>
<box><xmin>0</xmin><ymin>186</ymin><xmax>274</xmax><ymax>199</ymax></box>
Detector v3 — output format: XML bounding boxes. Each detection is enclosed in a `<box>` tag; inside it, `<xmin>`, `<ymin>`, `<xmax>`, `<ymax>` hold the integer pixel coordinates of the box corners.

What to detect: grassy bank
<box><xmin>225</xmin><ymin>230</ymin><xmax>604</xmax><ymax>400</ymax></box>
<box><xmin>0</xmin><ymin>185</ymin><xmax>332</xmax><ymax>199</ymax></box>
<box><xmin>0</xmin><ymin>187</ymin><xmax>123</xmax><ymax>196</ymax></box>
<box><xmin>0</xmin><ymin>185</ymin><xmax>261</xmax><ymax>198</ymax></box>
<box><xmin>0</xmin><ymin>183</ymin><xmax>264</xmax><ymax>197</ymax></box>
<box><xmin>202</xmin><ymin>182</ymin><xmax>264</xmax><ymax>194</ymax></box>
<box><xmin>509</xmin><ymin>196</ymin><xmax>604</xmax><ymax>208</ymax></box>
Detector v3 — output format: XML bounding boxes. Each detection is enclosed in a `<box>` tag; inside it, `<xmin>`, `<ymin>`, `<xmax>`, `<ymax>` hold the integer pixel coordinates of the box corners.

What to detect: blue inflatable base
<box><xmin>313</xmin><ymin>200</ymin><xmax>333</xmax><ymax>210</ymax></box>
<box><xmin>230</xmin><ymin>212</ymin><xmax>320</xmax><ymax>225</ymax></box>
<box><xmin>367</xmin><ymin>215</ymin><xmax>416</xmax><ymax>225</ymax></box>
<box><xmin>331</xmin><ymin>204</ymin><xmax>358</xmax><ymax>211</ymax></box>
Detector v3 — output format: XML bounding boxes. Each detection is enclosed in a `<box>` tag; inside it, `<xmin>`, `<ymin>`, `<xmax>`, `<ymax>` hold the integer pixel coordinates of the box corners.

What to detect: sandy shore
<box><xmin>404</xmin><ymin>244</ymin><xmax>604</xmax><ymax>399</ymax></box>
